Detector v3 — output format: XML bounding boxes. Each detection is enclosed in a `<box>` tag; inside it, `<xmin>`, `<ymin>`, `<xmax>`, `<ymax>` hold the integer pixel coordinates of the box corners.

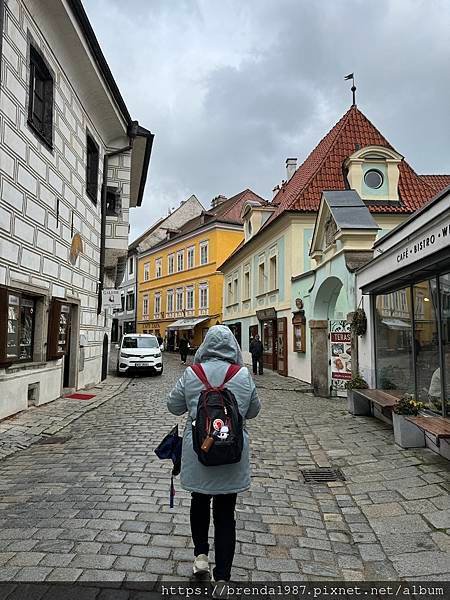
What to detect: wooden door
<box><xmin>277</xmin><ymin>317</ymin><xmax>288</xmax><ymax>376</ymax></box>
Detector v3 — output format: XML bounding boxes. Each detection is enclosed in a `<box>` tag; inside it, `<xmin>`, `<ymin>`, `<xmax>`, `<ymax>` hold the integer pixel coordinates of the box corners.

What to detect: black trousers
<box><xmin>180</xmin><ymin>351</ymin><xmax>188</xmax><ymax>362</ymax></box>
<box><xmin>252</xmin><ymin>355</ymin><xmax>263</xmax><ymax>374</ymax></box>
<box><xmin>190</xmin><ymin>492</ymin><xmax>237</xmax><ymax>581</ymax></box>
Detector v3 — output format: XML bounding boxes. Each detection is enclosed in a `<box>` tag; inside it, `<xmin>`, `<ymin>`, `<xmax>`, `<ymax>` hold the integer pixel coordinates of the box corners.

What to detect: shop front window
<box><xmin>262</xmin><ymin>320</ymin><xmax>274</xmax><ymax>354</ymax></box>
<box><xmin>375</xmin><ymin>287</ymin><xmax>414</xmax><ymax>395</ymax></box>
<box><xmin>439</xmin><ymin>273</ymin><xmax>450</xmax><ymax>415</ymax></box>
<box><xmin>414</xmin><ymin>279</ymin><xmax>441</xmax><ymax>411</ymax></box>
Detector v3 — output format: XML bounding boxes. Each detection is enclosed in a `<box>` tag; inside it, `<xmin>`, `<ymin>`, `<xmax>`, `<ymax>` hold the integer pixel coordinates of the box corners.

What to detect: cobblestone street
<box><xmin>0</xmin><ymin>352</ymin><xmax>449</xmax><ymax>585</ymax></box>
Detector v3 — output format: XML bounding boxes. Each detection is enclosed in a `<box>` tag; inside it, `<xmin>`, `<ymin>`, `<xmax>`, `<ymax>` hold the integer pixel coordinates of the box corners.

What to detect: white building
<box><xmin>0</xmin><ymin>0</ymin><xmax>153</xmax><ymax>418</ymax></box>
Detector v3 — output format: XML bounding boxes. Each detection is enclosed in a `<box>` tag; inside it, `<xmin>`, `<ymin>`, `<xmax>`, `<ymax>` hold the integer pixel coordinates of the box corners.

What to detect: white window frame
<box><xmin>187</xmin><ymin>246</ymin><xmax>195</xmax><ymax>269</ymax></box>
<box><xmin>154</xmin><ymin>292</ymin><xmax>161</xmax><ymax>317</ymax></box>
<box><xmin>200</xmin><ymin>241</ymin><xmax>208</xmax><ymax>265</ymax></box>
<box><xmin>269</xmin><ymin>251</ymin><xmax>278</xmax><ymax>291</ymax></box>
<box><xmin>243</xmin><ymin>265</ymin><xmax>251</xmax><ymax>300</ymax></box>
<box><xmin>258</xmin><ymin>258</ymin><xmax>266</xmax><ymax>295</ymax></box>
<box><xmin>199</xmin><ymin>283</ymin><xmax>209</xmax><ymax>309</ymax></box>
<box><xmin>128</xmin><ymin>256</ymin><xmax>134</xmax><ymax>277</ymax></box>
<box><xmin>167</xmin><ymin>289</ymin><xmax>174</xmax><ymax>313</ymax></box>
<box><xmin>227</xmin><ymin>280</ymin><xmax>233</xmax><ymax>305</ymax></box>
<box><xmin>186</xmin><ymin>286</ymin><xmax>194</xmax><ymax>310</ymax></box>
<box><xmin>176</xmin><ymin>287</ymin><xmax>184</xmax><ymax>311</ymax></box>
<box><xmin>143</xmin><ymin>294</ymin><xmax>149</xmax><ymax>317</ymax></box>
<box><xmin>143</xmin><ymin>262</ymin><xmax>150</xmax><ymax>281</ymax></box>
<box><xmin>155</xmin><ymin>258</ymin><xmax>162</xmax><ymax>278</ymax></box>
<box><xmin>168</xmin><ymin>254</ymin><xmax>175</xmax><ymax>274</ymax></box>
<box><xmin>177</xmin><ymin>250</ymin><xmax>184</xmax><ymax>272</ymax></box>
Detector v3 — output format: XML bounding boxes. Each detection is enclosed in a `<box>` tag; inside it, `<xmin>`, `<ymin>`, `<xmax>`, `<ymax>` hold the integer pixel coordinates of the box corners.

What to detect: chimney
<box><xmin>286</xmin><ymin>158</ymin><xmax>297</xmax><ymax>181</ymax></box>
<box><xmin>211</xmin><ymin>195</ymin><xmax>227</xmax><ymax>210</ymax></box>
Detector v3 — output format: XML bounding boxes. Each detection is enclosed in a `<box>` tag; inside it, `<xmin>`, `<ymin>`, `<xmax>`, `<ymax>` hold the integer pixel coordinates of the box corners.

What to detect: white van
<box><xmin>116</xmin><ymin>333</ymin><xmax>163</xmax><ymax>376</ymax></box>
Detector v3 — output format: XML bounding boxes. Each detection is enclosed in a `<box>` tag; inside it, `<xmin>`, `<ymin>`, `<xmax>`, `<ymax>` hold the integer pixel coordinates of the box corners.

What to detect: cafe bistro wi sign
<box><xmin>396</xmin><ymin>219</ymin><xmax>449</xmax><ymax>266</ymax></box>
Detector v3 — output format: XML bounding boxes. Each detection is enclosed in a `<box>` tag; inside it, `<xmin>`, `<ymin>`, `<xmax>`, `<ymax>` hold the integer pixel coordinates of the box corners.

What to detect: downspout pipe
<box><xmin>0</xmin><ymin>0</ymin><xmax>5</xmax><ymax>88</ymax></box>
<box><xmin>97</xmin><ymin>121</ymin><xmax>139</xmax><ymax>314</ymax></box>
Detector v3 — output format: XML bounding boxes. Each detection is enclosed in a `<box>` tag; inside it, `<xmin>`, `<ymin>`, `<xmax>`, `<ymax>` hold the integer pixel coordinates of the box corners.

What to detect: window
<box><xmin>167</xmin><ymin>289</ymin><xmax>174</xmax><ymax>313</ymax></box>
<box><xmin>177</xmin><ymin>251</ymin><xmax>184</xmax><ymax>272</ymax></box>
<box><xmin>143</xmin><ymin>263</ymin><xmax>150</xmax><ymax>281</ymax></box>
<box><xmin>200</xmin><ymin>241</ymin><xmax>208</xmax><ymax>265</ymax></box>
<box><xmin>233</xmin><ymin>277</ymin><xmax>239</xmax><ymax>301</ymax></box>
<box><xmin>126</xmin><ymin>291</ymin><xmax>135</xmax><ymax>311</ymax></box>
<box><xmin>258</xmin><ymin>261</ymin><xmax>265</xmax><ymax>294</ymax></box>
<box><xmin>244</xmin><ymin>269</ymin><xmax>250</xmax><ymax>299</ymax></box>
<box><xmin>154</xmin><ymin>293</ymin><xmax>161</xmax><ymax>316</ymax></box>
<box><xmin>186</xmin><ymin>286</ymin><xmax>194</xmax><ymax>310</ymax></box>
<box><xmin>199</xmin><ymin>283</ymin><xmax>209</xmax><ymax>309</ymax></box>
<box><xmin>364</xmin><ymin>169</ymin><xmax>384</xmax><ymax>189</ymax></box>
<box><xmin>0</xmin><ymin>290</ymin><xmax>36</xmax><ymax>364</ymax></box>
<box><xmin>176</xmin><ymin>288</ymin><xmax>184</xmax><ymax>311</ymax></box>
<box><xmin>168</xmin><ymin>254</ymin><xmax>175</xmax><ymax>274</ymax></box>
<box><xmin>86</xmin><ymin>133</ymin><xmax>99</xmax><ymax>202</ymax></box>
<box><xmin>120</xmin><ymin>294</ymin><xmax>125</xmax><ymax>311</ymax></box>
<box><xmin>143</xmin><ymin>295</ymin><xmax>149</xmax><ymax>317</ymax></box>
<box><xmin>155</xmin><ymin>258</ymin><xmax>162</xmax><ymax>278</ymax></box>
<box><xmin>28</xmin><ymin>44</ymin><xmax>53</xmax><ymax>148</ymax></box>
<box><xmin>227</xmin><ymin>281</ymin><xmax>233</xmax><ymax>304</ymax></box>
<box><xmin>269</xmin><ymin>255</ymin><xmax>278</xmax><ymax>290</ymax></box>
<box><xmin>106</xmin><ymin>187</ymin><xmax>121</xmax><ymax>216</ymax></box>
<box><xmin>187</xmin><ymin>246</ymin><xmax>195</xmax><ymax>269</ymax></box>
<box><xmin>128</xmin><ymin>257</ymin><xmax>134</xmax><ymax>277</ymax></box>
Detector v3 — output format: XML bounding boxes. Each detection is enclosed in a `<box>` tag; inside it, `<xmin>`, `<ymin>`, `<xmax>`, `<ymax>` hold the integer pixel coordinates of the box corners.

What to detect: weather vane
<box><xmin>345</xmin><ymin>73</ymin><xmax>356</xmax><ymax>106</ymax></box>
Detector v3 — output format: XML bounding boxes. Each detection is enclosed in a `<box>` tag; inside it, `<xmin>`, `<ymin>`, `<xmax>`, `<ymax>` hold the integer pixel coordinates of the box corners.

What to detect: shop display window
<box><xmin>0</xmin><ymin>288</ymin><xmax>36</xmax><ymax>365</ymax></box>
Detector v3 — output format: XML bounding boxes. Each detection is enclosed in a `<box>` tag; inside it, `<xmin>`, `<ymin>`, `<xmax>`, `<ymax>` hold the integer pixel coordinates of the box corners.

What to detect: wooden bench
<box><xmin>352</xmin><ymin>389</ymin><xmax>401</xmax><ymax>417</ymax></box>
<box><xmin>406</xmin><ymin>415</ymin><xmax>450</xmax><ymax>444</ymax></box>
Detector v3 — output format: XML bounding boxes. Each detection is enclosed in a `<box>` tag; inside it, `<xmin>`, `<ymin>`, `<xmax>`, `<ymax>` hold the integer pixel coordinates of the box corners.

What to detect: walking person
<box><xmin>179</xmin><ymin>335</ymin><xmax>189</xmax><ymax>364</ymax></box>
<box><xmin>167</xmin><ymin>326</ymin><xmax>260</xmax><ymax>590</ymax></box>
<box><xmin>249</xmin><ymin>333</ymin><xmax>264</xmax><ymax>375</ymax></box>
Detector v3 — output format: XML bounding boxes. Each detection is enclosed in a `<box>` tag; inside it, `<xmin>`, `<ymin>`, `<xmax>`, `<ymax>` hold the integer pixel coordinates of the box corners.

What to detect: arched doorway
<box><xmin>310</xmin><ymin>276</ymin><xmax>349</xmax><ymax>397</ymax></box>
<box><xmin>101</xmin><ymin>334</ymin><xmax>109</xmax><ymax>381</ymax></box>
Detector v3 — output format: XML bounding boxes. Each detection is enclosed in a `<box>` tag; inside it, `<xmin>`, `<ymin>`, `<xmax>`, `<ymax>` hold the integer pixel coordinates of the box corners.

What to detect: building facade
<box><xmin>0</xmin><ymin>0</ymin><xmax>152</xmax><ymax>419</ymax></box>
<box><xmin>137</xmin><ymin>190</ymin><xmax>265</xmax><ymax>349</ymax></box>
<box><xmin>220</xmin><ymin>106</ymin><xmax>450</xmax><ymax>381</ymax></box>
<box><xmin>112</xmin><ymin>195</ymin><xmax>203</xmax><ymax>341</ymax></box>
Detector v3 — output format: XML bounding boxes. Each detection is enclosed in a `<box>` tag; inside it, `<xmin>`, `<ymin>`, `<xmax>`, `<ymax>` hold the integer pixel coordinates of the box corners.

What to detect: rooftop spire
<box><xmin>344</xmin><ymin>73</ymin><xmax>356</xmax><ymax>106</ymax></box>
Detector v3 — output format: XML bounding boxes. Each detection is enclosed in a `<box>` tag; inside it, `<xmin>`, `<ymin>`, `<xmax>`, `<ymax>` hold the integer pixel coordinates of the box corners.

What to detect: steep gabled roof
<box><xmin>419</xmin><ymin>175</ymin><xmax>450</xmax><ymax>193</ymax></box>
<box><xmin>212</xmin><ymin>189</ymin><xmax>268</xmax><ymax>223</ymax></box>
<box><xmin>268</xmin><ymin>106</ymin><xmax>450</xmax><ymax>223</ymax></box>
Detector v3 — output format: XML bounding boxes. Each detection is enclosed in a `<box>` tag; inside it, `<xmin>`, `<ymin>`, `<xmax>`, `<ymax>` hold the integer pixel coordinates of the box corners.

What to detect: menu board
<box><xmin>58</xmin><ymin>305</ymin><xmax>70</xmax><ymax>353</ymax></box>
<box><xmin>330</xmin><ymin>320</ymin><xmax>352</xmax><ymax>396</ymax></box>
<box><xmin>7</xmin><ymin>294</ymin><xmax>20</xmax><ymax>358</ymax></box>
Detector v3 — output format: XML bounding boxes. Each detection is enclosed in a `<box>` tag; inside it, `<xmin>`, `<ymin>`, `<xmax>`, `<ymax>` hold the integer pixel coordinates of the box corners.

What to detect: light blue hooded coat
<box><xmin>167</xmin><ymin>326</ymin><xmax>261</xmax><ymax>495</ymax></box>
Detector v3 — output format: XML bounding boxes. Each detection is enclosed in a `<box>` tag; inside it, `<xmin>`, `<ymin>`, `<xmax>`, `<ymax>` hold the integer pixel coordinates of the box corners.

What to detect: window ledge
<box><xmin>4</xmin><ymin>360</ymin><xmax>51</xmax><ymax>373</ymax></box>
<box><xmin>267</xmin><ymin>288</ymin><xmax>279</xmax><ymax>294</ymax></box>
<box><xmin>256</xmin><ymin>291</ymin><xmax>267</xmax><ymax>299</ymax></box>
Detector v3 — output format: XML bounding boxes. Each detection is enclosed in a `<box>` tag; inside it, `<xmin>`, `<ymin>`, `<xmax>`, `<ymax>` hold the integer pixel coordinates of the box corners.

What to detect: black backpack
<box><xmin>191</xmin><ymin>363</ymin><xmax>243</xmax><ymax>467</ymax></box>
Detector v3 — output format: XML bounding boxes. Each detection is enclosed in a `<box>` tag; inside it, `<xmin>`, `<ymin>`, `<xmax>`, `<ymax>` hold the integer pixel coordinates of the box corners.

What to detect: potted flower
<box><xmin>392</xmin><ymin>394</ymin><xmax>426</xmax><ymax>448</ymax></box>
<box><xmin>346</xmin><ymin>373</ymin><xmax>370</xmax><ymax>415</ymax></box>
<box><xmin>350</xmin><ymin>308</ymin><xmax>367</xmax><ymax>337</ymax></box>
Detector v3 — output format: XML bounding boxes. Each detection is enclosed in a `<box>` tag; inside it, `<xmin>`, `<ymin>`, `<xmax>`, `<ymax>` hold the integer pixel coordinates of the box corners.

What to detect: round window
<box><xmin>364</xmin><ymin>169</ymin><xmax>384</xmax><ymax>189</ymax></box>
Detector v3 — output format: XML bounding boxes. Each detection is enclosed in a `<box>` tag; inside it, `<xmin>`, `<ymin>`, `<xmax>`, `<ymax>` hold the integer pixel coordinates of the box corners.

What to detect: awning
<box><xmin>381</xmin><ymin>318</ymin><xmax>411</xmax><ymax>330</ymax></box>
<box><xmin>167</xmin><ymin>317</ymin><xmax>209</xmax><ymax>331</ymax></box>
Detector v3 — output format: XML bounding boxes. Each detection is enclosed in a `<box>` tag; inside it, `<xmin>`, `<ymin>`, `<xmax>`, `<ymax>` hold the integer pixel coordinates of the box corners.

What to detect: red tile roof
<box><xmin>268</xmin><ymin>106</ymin><xmax>450</xmax><ymax>225</ymax></box>
<box><xmin>212</xmin><ymin>188</ymin><xmax>267</xmax><ymax>223</ymax></box>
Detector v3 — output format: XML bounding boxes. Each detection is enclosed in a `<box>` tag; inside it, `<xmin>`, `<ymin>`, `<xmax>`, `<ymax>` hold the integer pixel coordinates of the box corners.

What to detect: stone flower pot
<box><xmin>347</xmin><ymin>390</ymin><xmax>371</xmax><ymax>416</ymax></box>
<box><xmin>392</xmin><ymin>412</ymin><xmax>425</xmax><ymax>448</ymax></box>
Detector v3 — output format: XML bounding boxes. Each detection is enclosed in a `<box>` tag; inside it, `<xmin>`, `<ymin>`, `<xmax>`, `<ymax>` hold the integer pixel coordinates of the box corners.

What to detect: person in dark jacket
<box><xmin>249</xmin><ymin>334</ymin><xmax>264</xmax><ymax>375</ymax></box>
<box><xmin>179</xmin><ymin>336</ymin><xmax>189</xmax><ymax>364</ymax></box>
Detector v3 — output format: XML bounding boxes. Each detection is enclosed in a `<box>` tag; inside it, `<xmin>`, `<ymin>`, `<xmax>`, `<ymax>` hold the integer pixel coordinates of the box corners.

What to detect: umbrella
<box><xmin>154</xmin><ymin>425</ymin><xmax>182</xmax><ymax>508</ymax></box>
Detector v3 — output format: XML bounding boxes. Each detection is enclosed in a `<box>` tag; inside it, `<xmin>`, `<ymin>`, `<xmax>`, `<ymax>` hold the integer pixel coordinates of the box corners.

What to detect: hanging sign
<box><xmin>329</xmin><ymin>320</ymin><xmax>352</xmax><ymax>396</ymax></box>
<box><xmin>102</xmin><ymin>289</ymin><xmax>122</xmax><ymax>308</ymax></box>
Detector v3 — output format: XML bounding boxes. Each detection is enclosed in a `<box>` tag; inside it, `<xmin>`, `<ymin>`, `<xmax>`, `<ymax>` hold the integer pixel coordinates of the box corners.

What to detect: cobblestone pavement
<box><xmin>0</xmin><ymin>353</ymin><xmax>449</xmax><ymax>584</ymax></box>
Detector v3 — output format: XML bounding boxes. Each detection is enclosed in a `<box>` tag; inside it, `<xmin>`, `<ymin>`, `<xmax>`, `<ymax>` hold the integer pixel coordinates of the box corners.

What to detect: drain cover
<box><xmin>301</xmin><ymin>467</ymin><xmax>345</xmax><ymax>483</ymax></box>
<box><xmin>36</xmin><ymin>436</ymin><xmax>71</xmax><ymax>445</ymax></box>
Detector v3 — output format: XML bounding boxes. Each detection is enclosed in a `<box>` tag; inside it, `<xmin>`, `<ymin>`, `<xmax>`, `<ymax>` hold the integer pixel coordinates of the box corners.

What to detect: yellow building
<box><xmin>137</xmin><ymin>190</ymin><xmax>266</xmax><ymax>349</ymax></box>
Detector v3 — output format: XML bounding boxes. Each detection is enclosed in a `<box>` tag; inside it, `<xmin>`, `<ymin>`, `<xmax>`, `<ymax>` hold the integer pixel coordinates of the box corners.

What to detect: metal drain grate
<box><xmin>35</xmin><ymin>436</ymin><xmax>71</xmax><ymax>445</ymax></box>
<box><xmin>301</xmin><ymin>467</ymin><xmax>345</xmax><ymax>483</ymax></box>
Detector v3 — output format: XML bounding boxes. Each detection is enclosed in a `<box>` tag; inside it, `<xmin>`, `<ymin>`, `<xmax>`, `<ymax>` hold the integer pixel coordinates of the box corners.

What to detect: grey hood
<box><xmin>194</xmin><ymin>325</ymin><xmax>243</xmax><ymax>366</ymax></box>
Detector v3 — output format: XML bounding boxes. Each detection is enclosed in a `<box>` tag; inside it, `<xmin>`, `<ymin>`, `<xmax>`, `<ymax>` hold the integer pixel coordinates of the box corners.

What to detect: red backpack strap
<box><xmin>222</xmin><ymin>364</ymin><xmax>241</xmax><ymax>385</ymax></box>
<box><xmin>191</xmin><ymin>364</ymin><xmax>211</xmax><ymax>389</ymax></box>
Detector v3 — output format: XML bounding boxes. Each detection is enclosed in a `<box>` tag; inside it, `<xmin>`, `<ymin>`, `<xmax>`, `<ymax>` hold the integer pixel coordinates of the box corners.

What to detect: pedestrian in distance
<box><xmin>179</xmin><ymin>335</ymin><xmax>189</xmax><ymax>364</ymax></box>
<box><xmin>167</xmin><ymin>325</ymin><xmax>261</xmax><ymax>591</ymax></box>
<box><xmin>249</xmin><ymin>333</ymin><xmax>264</xmax><ymax>375</ymax></box>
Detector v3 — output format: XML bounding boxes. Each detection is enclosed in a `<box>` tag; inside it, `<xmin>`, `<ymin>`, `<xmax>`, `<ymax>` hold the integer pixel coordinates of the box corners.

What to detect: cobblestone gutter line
<box><xmin>0</xmin><ymin>377</ymin><xmax>131</xmax><ymax>462</ymax></box>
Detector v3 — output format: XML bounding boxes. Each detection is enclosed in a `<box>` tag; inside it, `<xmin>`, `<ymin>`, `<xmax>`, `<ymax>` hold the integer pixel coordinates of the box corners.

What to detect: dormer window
<box><xmin>364</xmin><ymin>169</ymin><xmax>383</xmax><ymax>190</ymax></box>
<box><xmin>345</xmin><ymin>145</ymin><xmax>403</xmax><ymax>203</ymax></box>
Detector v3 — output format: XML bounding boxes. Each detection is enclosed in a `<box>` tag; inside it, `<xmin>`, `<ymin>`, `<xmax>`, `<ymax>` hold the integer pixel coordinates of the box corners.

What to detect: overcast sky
<box><xmin>83</xmin><ymin>0</ymin><xmax>450</xmax><ymax>240</ymax></box>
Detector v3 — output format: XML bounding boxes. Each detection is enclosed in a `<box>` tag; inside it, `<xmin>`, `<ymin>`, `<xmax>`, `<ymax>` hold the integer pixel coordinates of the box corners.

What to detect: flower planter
<box><xmin>347</xmin><ymin>390</ymin><xmax>371</xmax><ymax>416</ymax></box>
<box><xmin>392</xmin><ymin>413</ymin><xmax>425</xmax><ymax>448</ymax></box>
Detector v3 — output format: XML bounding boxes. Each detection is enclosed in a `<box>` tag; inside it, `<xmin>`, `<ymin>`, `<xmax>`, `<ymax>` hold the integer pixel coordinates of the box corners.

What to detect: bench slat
<box><xmin>406</xmin><ymin>416</ymin><xmax>450</xmax><ymax>439</ymax></box>
<box><xmin>356</xmin><ymin>389</ymin><xmax>401</xmax><ymax>409</ymax></box>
